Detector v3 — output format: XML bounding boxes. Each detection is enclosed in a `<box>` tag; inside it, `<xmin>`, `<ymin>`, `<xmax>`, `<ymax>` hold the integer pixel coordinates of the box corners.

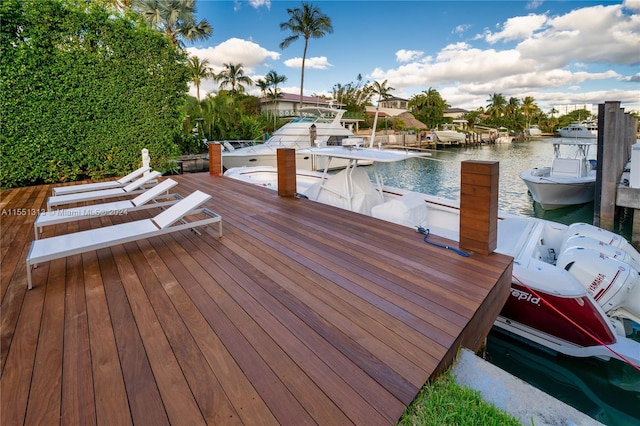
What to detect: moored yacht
<box><xmin>525</xmin><ymin>124</ymin><xmax>542</xmax><ymax>138</ymax></box>
<box><xmin>221</xmin><ymin>106</ymin><xmax>360</xmax><ymax>171</ymax></box>
<box><xmin>556</xmin><ymin>121</ymin><xmax>598</xmax><ymax>139</ymax></box>
<box><xmin>432</xmin><ymin>123</ymin><xmax>467</xmax><ymax>146</ymax></box>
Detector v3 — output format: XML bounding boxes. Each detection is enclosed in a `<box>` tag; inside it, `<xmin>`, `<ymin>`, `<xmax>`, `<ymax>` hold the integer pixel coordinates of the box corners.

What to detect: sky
<box><xmin>187</xmin><ymin>0</ymin><xmax>640</xmax><ymax>114</ymax></box>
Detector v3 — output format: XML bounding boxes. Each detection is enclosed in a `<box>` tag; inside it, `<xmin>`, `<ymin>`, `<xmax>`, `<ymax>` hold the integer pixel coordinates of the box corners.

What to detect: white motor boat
<box><xmin>495</xmin><ymin>127</ymin><xmax>514</xmax><ymax>144</ymax></box>
<box><xmin>433</xmin><ymin>123</ymin><xmax>466</xmax><ymax>146</ymax></box>
<box><xmin>556</xmin><ymin>121</ymin><xmax>598</xmax><ymax>139</ymax></box>
<box><xmin>520</xmin><ymin>141</ymin><xmax>596</xmax><ymax>210</ymax></box>
<box><xmin>525</xmin><ymin>125</ymin><xmax>542</xmax><ymax>138</ymax></box>
<box><xmin>221</xmin><ymin>106</ymin><xmax>361</xmax><ymax>171</ymax></box>
<box><xmin>224</xmin><ymin>146</ymin><xmax>640</xmax><ymax>368</ymax></box>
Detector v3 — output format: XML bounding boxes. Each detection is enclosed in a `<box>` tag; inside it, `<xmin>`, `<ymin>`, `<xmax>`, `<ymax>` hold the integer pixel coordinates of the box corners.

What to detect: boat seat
<box><xmin>550</xmin><ymin>158</ymin><xmax>580</xmax><ymax>177</ymax></box>
<box><xmin>371</xmin><ymin>192</ymin><xmax>427</xmax><ymax>229</ymax></box>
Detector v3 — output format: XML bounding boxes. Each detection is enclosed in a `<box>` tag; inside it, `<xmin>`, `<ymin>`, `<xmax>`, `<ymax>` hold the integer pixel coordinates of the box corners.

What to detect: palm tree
<box><xmin>215</xmin><ymin>63</ymin><xmax>253</xmax><ymax>95</ymax></box>
<box><xmin>255</xmin><ymin>78</ymin><xmax>269</xmax><ymax>99</ymax></box>
<box><xmin>135</xmin><ymin>0</ymin><xmax>212</xmax><ymax>47</ymax></box>
<box><xmin>369</xmin><ymin>80</ymin><xmax>394</xmax><ymax>147</ymax></box>
<box><xmin>331</xmin><ymin>74</ymin><xmax>370</xmax><ymax>112</ymax></box>
<box><xmin>279</xmin><ymin>2</ymin><xmax>333</xmax><ymax>108</ymax></box>
<box><xmin>521</xmin><ymin>96</ymin><xmax>538</xmax><ymax>128</ymax></box>
<box><xmin>187</xmin><ymin>55</ymin><xmax>213</xmax><ymax>101</ymax></box>
<box><xmin>265</xmin><ymin>70</ymin><xmax>287</xmax><ymax>94</ymax></box>
<box><xmin>265</xmin><ymin>70</ymin><xmax>287</xmax><ymax>128</ymax></box>
<box><xmin>486</xmin><ymin>93</ymin><xmax>507</xmax><ymax>119</ymax></box>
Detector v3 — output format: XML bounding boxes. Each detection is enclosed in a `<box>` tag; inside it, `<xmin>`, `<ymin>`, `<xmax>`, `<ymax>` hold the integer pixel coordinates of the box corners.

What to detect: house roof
<box><xmin>381</xmin><ymin>96</ymin><xmax>409</xmax><ymax>102</ymax></box>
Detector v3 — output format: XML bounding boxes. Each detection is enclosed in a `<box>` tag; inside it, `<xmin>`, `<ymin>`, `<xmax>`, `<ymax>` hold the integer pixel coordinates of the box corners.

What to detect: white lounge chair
<box><xmin>46</xmin><ymin>171</ymin><xmax>161</xmax><ymax>211</ymax></box>
<box><xmin>34</xmin><ymin>178</ymin><xmax>182</xmax><ymax>239</ymax></box>
<box><xmin>26</xmin><ymin>190</ymin><xmax>222</xmax><ymax>289</ymax></box>
<box><xmin>51</xmin><ymin>166</ymin><xmax>151</xmax><ymax>196</ymax></box>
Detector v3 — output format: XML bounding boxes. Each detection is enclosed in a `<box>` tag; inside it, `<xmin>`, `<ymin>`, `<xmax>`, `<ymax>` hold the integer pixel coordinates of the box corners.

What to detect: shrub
<box><xmin>0</xmin><ymin>0</ymin><xmax>189</xmax><ymax>187</ymax></box>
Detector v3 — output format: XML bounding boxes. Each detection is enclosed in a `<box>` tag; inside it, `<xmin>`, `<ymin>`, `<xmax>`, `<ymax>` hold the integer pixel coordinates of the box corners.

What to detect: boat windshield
<box><xmin>290</xmin><ymin>115</ymin><xmax>336</xmax><ymax>124</ymax></box>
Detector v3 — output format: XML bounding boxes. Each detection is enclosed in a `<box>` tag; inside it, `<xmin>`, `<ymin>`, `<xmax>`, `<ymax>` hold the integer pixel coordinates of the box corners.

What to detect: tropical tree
<box><xmin>506</xmin><ymin>97</ymin><xmax>521</xmax><ymax>119</ymax></box>
<box><xmin>187</xmin><ymin>55</ymin><xmax>213</xmax><ymax>101</ymax></box>
<box><xmin>409</xmin><ymin>87</ymin><xmax>449</xmax><ymax>129</ymax></box>
<box><xmin>332</xmin><ymin>74</ymin><xmax>371</xmax><ymax>113</ymax></box>
<box><xmin>215</xmin><ymin>63</ymin><xmax>253</xmax><ymax>95</ymax></box>
<box><xmin>368</xmin><ymin>79</ymin><xmax>394</xmax><ymax>147</ymax></box>
<box><xmin>134</xmin><ymin>0</ymin><xmax>212</xmax><ymax>47</ymax></box>
<box><xmin>486</xmin><ymin>93</ymin><xmax>507</xmax><ymax>119</ymax></box>
<box><xmin>255</xmin><ymin>78</ymin><xmax>269</xmax><ymax>99</ymax></box>
<box><xmin>279</xmin><ymin>2</ymin><xmax>333</xmax><ymax>108</ymax></box>
<box><xmin>263</xmin><ymin>70</ymin><xmax>287</xmax><ymax>127</ymax></box>
<box><xmin>265</xmin><ymin>70</ymin><xmax>287</xmax><ymax>96</ymax></box>
<box><xmin>521</xmin><ymin>96</ymin><xmax>539</xmax><ymax>128</ymax></box>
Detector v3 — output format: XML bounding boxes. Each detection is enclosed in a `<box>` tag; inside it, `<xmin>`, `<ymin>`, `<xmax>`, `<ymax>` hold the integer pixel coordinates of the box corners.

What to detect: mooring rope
<box><xmin>417</xmin><ymin>226</ymin><xmax>469</xmax><ymax>257</ymax></box>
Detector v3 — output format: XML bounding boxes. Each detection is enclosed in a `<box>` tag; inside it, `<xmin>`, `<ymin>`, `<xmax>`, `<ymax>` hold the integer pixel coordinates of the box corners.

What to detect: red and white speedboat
<box><xmin>224</xmin><ymin>147</ymin><xmax>640</xmax><ymax>368</ymax></box>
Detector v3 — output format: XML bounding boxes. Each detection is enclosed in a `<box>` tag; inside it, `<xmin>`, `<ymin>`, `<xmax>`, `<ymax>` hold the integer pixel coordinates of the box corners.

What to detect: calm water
<box><xmin>368</xmin><ymin>139</ymin><xmax>639</xmax><ymax>425</ymax></box>
<box><xmin>371</xmin><ymin>138</ymin><xmax>632</xmax><ymax>237</ymax></box>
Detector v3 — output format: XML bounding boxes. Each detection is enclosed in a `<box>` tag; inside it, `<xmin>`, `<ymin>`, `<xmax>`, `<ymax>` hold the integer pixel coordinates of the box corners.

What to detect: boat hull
<box><xmin>222</xmin><ymin>147</ymin><xmax>357</xmax><ymax>171</ymax></box>
<box><xmin>520</xmin><ymin>169</ymin><xmax>596</xmax><ymax>210</ymax></box>
<box><xmin>433</xmin><ymin>131</ymin><xmax>466</xmax><ymax>145</ymax></box>
<box><xmin>525</xmin><ymin>126</ymin><xmax>543</xmax><ymax>137</ymax></box>
<box><xmin>497</xmin><ymin>282</ymin><xmax>617</xmax><ymax>356</ymax></box>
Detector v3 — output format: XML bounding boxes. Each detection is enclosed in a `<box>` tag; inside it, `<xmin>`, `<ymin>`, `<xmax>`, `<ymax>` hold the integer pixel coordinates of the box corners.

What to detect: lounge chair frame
<box><xmin>26</xmin><ymin>190</ymin><xmax>222</xmax><ymax>289</ymax></box>
<box><xmin>52</xmin><ymin>166</ymin><xmax>151</xmax><ymax>196</ymax></box>
<box><xmin>47</xmin><ymin>171</ymin><xmax>161</xmax><ymax>211</ymax></box>
<box><xmin>34</xmin><ymin>179</ymin><xmax>182</xmax><ymax>239</ymax></box>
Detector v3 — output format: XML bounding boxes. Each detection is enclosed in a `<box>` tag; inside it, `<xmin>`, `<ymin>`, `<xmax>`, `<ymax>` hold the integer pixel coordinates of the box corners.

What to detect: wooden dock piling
<box><xmin>277</xmin><ymin>148</ymin><xmax>297</xmax><ymax>197</ymax></box>
<box><xmin>459</xmin><ymin>161</ymin><xmax>499</xmax><ymax>255</ymax></box>
<box><xmin>595</xmin><ymin>101</ymin><xmax>640</xmax><ymax>248</ymax></box>
<box><xmin>208</xmin><ymin>142</ymin><xmax>222</xmax><ymax>176</ymax></box>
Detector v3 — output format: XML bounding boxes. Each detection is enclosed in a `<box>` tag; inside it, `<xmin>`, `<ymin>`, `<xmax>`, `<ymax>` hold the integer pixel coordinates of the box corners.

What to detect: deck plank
<box><xmin>0</xmin><ymin>173</ymin><xmax>513</xmax><ymax>425</ymax></box>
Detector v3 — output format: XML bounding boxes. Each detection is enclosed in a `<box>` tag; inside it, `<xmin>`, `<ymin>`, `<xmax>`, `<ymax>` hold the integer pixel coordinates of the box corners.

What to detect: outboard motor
<box><xmin>562</xmin><ymin>223</ymin><xmax>640</xmax><ymax>269</ymax></box>
<box><xmin>557</xmin><ymin>247</ymin><xmax>640</xmax><ymax>328</ymax></box>
<box><xmin>561</xmin><ymin>234</ymin><xmax>640</xmax><ymax>272</ymax></box>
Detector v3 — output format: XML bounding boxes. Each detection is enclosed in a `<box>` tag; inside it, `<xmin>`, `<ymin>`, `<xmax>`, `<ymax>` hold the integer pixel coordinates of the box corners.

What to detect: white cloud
<box><xmin>187</xmin><ymin>38</ymin><xmax>280</xmax><ymax>73</ymax></box>
<box><xmin>453</xmin><ymin>24</ymin><xmax>471</xmax><ymax>35</ymax></box>
<box><xmin>624</xmin><ymin>0</ymin><xmax>640</xmax><ymax>12</ymax></box>
<box><xmin>518</xmin><ymin>4</ymin><xmax>640</xmax><ymax>65</ymax></box>
<box><xmin>526</xmin><ymin>1</ymin><xmax>544</xmax><ymax>10</ymax></box>
<box><xmin>624</xmin><ymin>72</ymin><xmax>640</xmax><ymax>82</ymax></box>
<box><xmin>234</xmin><ymin>0</ymin><xmax>270</xmax><ymax>11</ymax></box>
<box><xmin>484</xmin><ymin>14</ymin><xmax>547</xmax><ymax>44</ymax></box>
<box><xmin>396</xmin><ymin>49</ymin><xmax>424</xmax><ymax>63</ymax></box>
<box><xmin>283</xmin><ymin>56</ymin><xmax>332</xmax><ymax>70</ymax></box>
<box><xmin>248</xmin><ymin>0</ymin><xmax>270</xmax><ymax>9</ymax></box>
<box><xmin>364</xmin><ymin>3</ymin><xmax>639</xmax><ymax>112</ymax></box>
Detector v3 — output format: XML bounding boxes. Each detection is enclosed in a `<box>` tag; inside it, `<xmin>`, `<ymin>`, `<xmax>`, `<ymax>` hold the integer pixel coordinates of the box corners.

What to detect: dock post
<box><xmin>277</xmin><ymin>148</ymin><xmax>297</xmax><ymax>197</ymax></box>
<box><xmin>459</xmin><ymin>161</ymin><xmax>499</xmax><ymax>255</ymax></box>
<box><xmin>208</xmin><ymin>142</ymin><xmax>223</xmax><ymax>176</ymax></box>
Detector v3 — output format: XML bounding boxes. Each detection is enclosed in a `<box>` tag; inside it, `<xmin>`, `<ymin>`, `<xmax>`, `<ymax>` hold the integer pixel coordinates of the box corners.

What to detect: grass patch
<box><xmin>397</xmin><ymin>372</ymin><xmax>521</xmax><ymax>426</ymax></box>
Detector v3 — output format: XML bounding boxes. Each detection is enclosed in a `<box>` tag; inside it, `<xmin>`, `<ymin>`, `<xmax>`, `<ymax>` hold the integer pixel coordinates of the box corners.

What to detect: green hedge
<box><xmin>0</xmin><ymin>0</ymin><xmax>189</xmax><ymax>187</ymax></box>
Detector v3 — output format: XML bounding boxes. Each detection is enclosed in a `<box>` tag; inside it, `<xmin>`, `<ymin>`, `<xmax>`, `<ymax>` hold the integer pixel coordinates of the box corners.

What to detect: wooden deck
<box><xmin>1</xmin><ymin>173</ymin><xmax>513</xmax><ymax>425</ymax></box>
